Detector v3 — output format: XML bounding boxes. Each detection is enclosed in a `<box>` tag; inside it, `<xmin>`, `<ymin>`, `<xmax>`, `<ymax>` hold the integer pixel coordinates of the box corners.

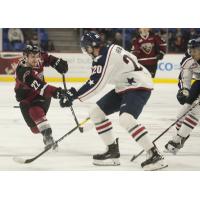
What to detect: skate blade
<box><xmin>93</xmin><ymin>158</ymin><xmax>120</xmax><ymax>166</ymax></box>
<box><xmin>164</xmin><ymin>146</ymin><xmax>179</xmax><ymax>155</ymax></box>
<box><xmin>143</xmin><ymin>160</ymin><xmax>168</xmax><ymax>171</ymax></box>
<box><xmin>163</xmin><ymin>149</ymin><xmax>177</xmax><ymax>155</ymax></box>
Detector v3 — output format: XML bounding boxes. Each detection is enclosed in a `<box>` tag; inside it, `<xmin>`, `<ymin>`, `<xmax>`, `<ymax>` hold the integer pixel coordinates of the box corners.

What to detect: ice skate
<box><xmin>93</xmin><ymin>138</ymin><xmax>120</xmax><ymax>166</ymax></box>
<box><xmin>165</xmin><ymin>135</ymin><xmax>190</xmax><ymax>154</ymax></box>
<box><xmin>141</xmin><ymin>146</ymin><xmax>168</xmax><ymax>171</ymax></box>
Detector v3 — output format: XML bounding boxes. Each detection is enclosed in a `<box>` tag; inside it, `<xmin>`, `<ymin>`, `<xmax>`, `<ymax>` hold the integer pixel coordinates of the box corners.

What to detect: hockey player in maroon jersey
<box><xmin>131</xmin><ymin>28</ymin><xmax>167</xmax><ymax>78</ymax></box>
<box><xmin>14</xmin><ymin>45</ymin><xmax>68</xmax><ymax>149</ymax></box>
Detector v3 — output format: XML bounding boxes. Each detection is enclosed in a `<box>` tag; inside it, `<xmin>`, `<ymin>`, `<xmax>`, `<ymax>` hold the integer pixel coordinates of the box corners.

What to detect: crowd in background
<box><xmin>3</xmin><ymin>28</ymin><xmax>54</xmax><ymax>52</ymax></box>
<box><xmin>2</xmin><ymin>28</ymin><xmax>200</xmax><ymax>53</ymax></box>
<box><xmin>82</xmin><ymin>28</ymin><xmax>200</xmax><ymax>53</ymax></box>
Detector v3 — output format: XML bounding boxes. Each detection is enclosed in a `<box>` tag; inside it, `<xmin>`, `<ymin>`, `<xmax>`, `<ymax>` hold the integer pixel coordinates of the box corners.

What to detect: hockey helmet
<box><xmin>23</xmin><ymin>45</ymin><xmax>41</xmax><ymax>56</ymax></box>
<box><xmin>80</xmin><ymin>32</ymin><xmax>101</xmax><ymax>55</ymax></box>
<box><xmin>188</xmin><ymin>38</ymin><xmax>200</xmax><ymax>49</ymax></box>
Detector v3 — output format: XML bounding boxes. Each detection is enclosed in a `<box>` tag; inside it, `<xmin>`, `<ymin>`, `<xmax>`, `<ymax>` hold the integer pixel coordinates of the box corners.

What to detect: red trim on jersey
<box><xmin>132</xmin><ymin>126</ymin><xmax>145</xmax><ymax>138</ymax></box>
<box><xmin>79</xmin><ymin>45</ymin><xmax>115</xmax><ymax>100</ymax></box>
<box><xmin>96</xmin><ymin>122</ymin><xmax>112</xmax><ymax>131</ymax></box>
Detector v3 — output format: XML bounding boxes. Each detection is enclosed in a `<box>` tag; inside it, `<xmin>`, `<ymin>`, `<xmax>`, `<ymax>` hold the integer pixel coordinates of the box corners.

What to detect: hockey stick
<box><xmin>62</xmin><ymin>73</ymin><xmax>83</xmax><ymax>133</ymax></box>
<box><xmin>130</xmin><ymin>101</ymin><xmax>200</xmax><ymax>162</ymax></box>
<box><xmin>13</xmin><ymin>117</ymin><xmax>90</xmax><ymax>164</ymax></box>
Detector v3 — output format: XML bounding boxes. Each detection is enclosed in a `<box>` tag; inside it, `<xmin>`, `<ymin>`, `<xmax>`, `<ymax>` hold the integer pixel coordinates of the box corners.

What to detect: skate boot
<box><xmin>141</xmin><ymin>146</ymin><xmax>168</xmax><ymax>171</ymax></box>
<box><xmin>93</xmin><ymin>138</ymin><xmax>120</xmax><ymax>166</ymax></box>
<box><xmin>165</xmin><ymin>135</ymin><xmax>190</xmax><ymax>154</ymax></box>
<box><xmin>41</xmin><ymin>128</ymin><xmax>58</xmax><ymax>150</ymax></box>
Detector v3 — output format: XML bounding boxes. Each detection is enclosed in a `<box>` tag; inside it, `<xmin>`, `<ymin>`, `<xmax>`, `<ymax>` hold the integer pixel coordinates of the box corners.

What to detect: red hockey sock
<box><xmin>29</xmin><ymin>106</ymin><xmax>51</xmax><ymax>133</ymax></box>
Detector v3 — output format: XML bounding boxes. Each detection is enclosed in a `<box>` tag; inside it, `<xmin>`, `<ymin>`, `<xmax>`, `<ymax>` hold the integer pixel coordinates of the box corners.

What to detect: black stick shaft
<box><xmin>19</xmin><ymin>117</ymin><xmax>90</xmax><ymax>164</ymax></box>
<box><xmin>130</xmin><ymin>101</ymin><xmax>199</xmax><ymax>162</ymax></box>
<box><xmin>62</xmin><ymin>74</ymin><xmax>83</xmax><ymax>133</ymax></box>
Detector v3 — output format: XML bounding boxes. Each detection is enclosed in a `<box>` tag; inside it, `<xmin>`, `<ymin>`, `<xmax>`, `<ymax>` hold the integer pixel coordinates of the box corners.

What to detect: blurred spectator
<box><xmin>39</xmin><ymin>29</ymin><xmax>49</xmax><ymax>51</ymax></box>
<box><xmin>189</xmin><ymin>28</ymin><xmax>199</xmax><ymax>39</ymax></box>
<box><xmin>8</xmin><ymin>28</ymin><xmax>24</xmax><ymax>51</ymax></box>
<box><xmin>131</xmin><ymin>28</ymin><xmax>167</xmax><ymax>78</ymax></box>
<box><xmin>48</xmin><ymin>40</ymin><xmax>55</xmax><ymax>51</ymax></box>
<box><xmin>29</xmin><ymin>33</ymin><xmax>39</xmax><ymax>46</ymax></box>
<box><xmin>156</xmin><ymin>28</ymin><xmax>168</xmax><ymax>42</ymax></box>
<box><xmin>174</xmin><ymin>29</ymin><xmax>187</xmax><ymax>52</ymax></box>
<box><xmin>99</xmin><ymin>32</ymin><xmax>107</xmax><ymax>47</ymax></box>
<box><xmin>113</xmin><ymin>32</ymin><xmax>123</xmax><ymax>46</ymax></box>
<box><xmin>4</xmin><ymin>28</ymin><xmax>200</xmax><ymax>53</ymax></box>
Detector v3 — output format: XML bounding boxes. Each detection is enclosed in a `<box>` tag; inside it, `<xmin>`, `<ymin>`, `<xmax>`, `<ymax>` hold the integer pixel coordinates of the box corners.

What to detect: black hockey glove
<box><xmin>59</xmin><ymin>87</ymin><xmax>78</xmax><ymax>108</ymax></box>
<box><xmin>177</xmin><ymin>88</ymin><xmax>190</xmax><ymax>105</ymax></box>
<box><xmin>53</xmin><ymin>58</ymin><xmax>68</xmax><ymax>74</ymax></box>
<box><xmin>52</xmin><ymin>87</ymin><xmax>66</xmax><ymax>99</ymax></box>
<box><xmin>156</xmin><ymin>52</ymin><xmax>164</xmax><ymax>60</ymax></box>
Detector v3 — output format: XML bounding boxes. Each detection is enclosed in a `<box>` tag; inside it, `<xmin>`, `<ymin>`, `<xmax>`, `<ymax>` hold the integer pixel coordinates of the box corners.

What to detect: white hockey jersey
<box><xmin>178</xmin><ymin>52</ymin><xmax>200</xmax><ymax>90</ymax></box>
<box><xmin>77</xmin><ymin>44</ymin><xmax>154</xmax><ymax>102</ymax></box>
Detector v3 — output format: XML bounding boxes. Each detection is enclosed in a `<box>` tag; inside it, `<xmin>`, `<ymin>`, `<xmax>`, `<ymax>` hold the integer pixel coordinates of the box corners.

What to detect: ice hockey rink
<box><xmin>1</xmin><ymin>82</ymin><xmax>200</xmax><ymax>171</ymax></box>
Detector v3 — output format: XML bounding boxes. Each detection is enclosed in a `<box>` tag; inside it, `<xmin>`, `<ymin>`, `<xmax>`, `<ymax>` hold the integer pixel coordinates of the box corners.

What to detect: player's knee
<box><xmin>89</xmin><ymin>105</ymin><xmax>106</xmax><ymax>123</ymax></box>
<box><xmin>30</xmin><ymin>126</ymin><xmax>40</xmax><ymax>134</ymax></box>
<box><xmin>119</xmin><ymin>112</ymin><xmax>137</xmax><ymax>130</ymax></box>
<box><xmin>190</xmin><ymin>104</ymin><xmax>200</xmax><ymax>118</ymax></box>
<box><xmin>29</xmin><ymin>106</ymin><xmax>45</xmax><ymax>122</ymax></box>
<box><xmin>29</xmin><ymin>106</ymin><xmax>51</xmax><ymax>133</ymax></box>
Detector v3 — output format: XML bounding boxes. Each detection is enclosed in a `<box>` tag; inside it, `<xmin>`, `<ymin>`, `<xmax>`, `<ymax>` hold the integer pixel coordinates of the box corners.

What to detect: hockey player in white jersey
<box><xmin>165</xmin><ymin>38</ymin><xmax>200</xmax><ymax>154</ymax></box>
<box><xmin>60</xmin><ymin>32</ymin><xmax>167</xmax><ymax>170</ymax></box>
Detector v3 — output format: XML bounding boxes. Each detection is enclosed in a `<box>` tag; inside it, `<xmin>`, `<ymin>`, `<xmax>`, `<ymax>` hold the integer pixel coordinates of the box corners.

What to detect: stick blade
<box><xmin>13</xmin><ymin>157</ymin><xmax>27</xmax><ymax>164</ymax></box>
<box><xmin>130</xmin><ymin>155</ymin><xmax>136</xmax><ymax>162</ymax></box>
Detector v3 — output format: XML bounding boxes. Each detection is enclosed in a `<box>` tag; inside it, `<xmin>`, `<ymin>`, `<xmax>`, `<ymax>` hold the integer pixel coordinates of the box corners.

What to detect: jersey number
<box><xmin>92</xmin><ymin>65</ymin><xmax>103</xmax><ymax>75</ymax></box>
<box><xmin>31</xmin><ymin>80</ymin><xmax>41</xmax><ymax>90</ymax></box>
<box><xmin>123</xmin><ymin>55</ymin><xmax>142</xmax><ymax>71</ymax></box>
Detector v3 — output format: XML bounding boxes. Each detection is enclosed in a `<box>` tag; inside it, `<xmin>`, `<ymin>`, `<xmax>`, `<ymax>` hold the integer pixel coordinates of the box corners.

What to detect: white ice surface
<box><xmin>0</xmin><ymin>82</ymin><xmax>200</xmax><ymax>171</ymax></box>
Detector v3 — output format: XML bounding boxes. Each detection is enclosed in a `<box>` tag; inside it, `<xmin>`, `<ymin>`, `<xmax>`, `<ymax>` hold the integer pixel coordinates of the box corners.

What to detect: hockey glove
<box><xmin>156</xmin><ymin>52</ymin><xmax>164</xmax><ymax>60</ymax></box>
<box><xmin>177</xmin><ymin>88</ymin><xmax>190</xmax><ymax>105</ymax></box>
<box><xmin>53</xmin><ymin>87</ymin><xmax>67</xmax><ymax>99</ymax></box>
<box><xmin>59</xmin><ymin>87</ymin><xmax>78</xmax><ymax>108</ymax></box>
<box><xmin>53</xmin><ymin>58</ymin><xmax>68</xmax><ymax>74</ymax></box>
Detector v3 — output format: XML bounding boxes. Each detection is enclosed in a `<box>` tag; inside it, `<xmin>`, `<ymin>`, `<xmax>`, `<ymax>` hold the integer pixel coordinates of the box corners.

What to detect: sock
<box><xmin>176</xmin><ymin>120</ymin><xmax>183</xmax><ymax>131</ymax></box>
<box><xmin>173</xmin><ymin>114</ymin><xmax>198</xmax><ymax>142</ymax></box>
<box><xmin>95</xmin><ymin>119</ymin><xmax>116</xmax><ymax>146</ymax></box>
<box><xmin>119</xmin><ymin>112</ymin><xmax>153</xmax><ymax>152</ymax></box>
<box><xmin>128</xmin><ymin>124</ymin><xmax>153</xmax><ymax>151</ymax></box>
<box><xmin>29</xmin><ymin>106</ymin><xmax>51</xmax><ymax>133</ymax></box>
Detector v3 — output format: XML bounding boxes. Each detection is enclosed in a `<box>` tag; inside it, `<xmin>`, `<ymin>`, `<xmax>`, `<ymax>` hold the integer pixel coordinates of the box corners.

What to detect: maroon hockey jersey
<box><xmin>14</xmin><ymin>52</ymin><xmax>59</xmax><ymax>104</ymax></box>
<box><xmin>131</xmin><ymin>33</ymin><xmax>167</xmax><ymax>66</ymax></box>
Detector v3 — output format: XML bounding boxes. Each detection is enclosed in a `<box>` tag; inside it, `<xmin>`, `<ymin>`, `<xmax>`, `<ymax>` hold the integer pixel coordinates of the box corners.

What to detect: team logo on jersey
<box><xmin>127</xmin><ymin>78</ymin><xmax>136</xmax><ymax>85</ymax></box>
<box><xmin>141</xmin><ymin>42</ymin><xmax>154</xmax><ymax>54</ymax></box>
<box><xmin>116</xmin><ymin>46</ymin><xmax>122</xmax><ymax>54</ymax></box>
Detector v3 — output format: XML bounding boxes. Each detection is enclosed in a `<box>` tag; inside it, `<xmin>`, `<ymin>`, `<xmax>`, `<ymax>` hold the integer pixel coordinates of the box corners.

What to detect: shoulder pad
<box><xmin>16</xmin><ymin>65</ymin><xmax>32</xmax><ymax>82</ymax></box>
<box><xmin>180</xmin><ymin>53</ymin><xmax>192</xmax><ymax>67</ymax></box>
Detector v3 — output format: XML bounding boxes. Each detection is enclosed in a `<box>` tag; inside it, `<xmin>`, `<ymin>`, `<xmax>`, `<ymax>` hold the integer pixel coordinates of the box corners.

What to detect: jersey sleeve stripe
<box><xmin>78</xmin><ymin>45</ymin><xmax>115</xmax><ymax>100</ymax></box>
<box><xmin>181</xmin><ymin>57</ymin><xmax>192</xmax><ymax>68</ymax></box>
<box><xmin>39</xmin><ymin>84</ymin><xmax>48</xmax><ymax>96</ymax></box>
<box><xmin>159</xmin><ymin>43</ymin><xmax>167</xmax><ymax>46</ymax></box>
<box><xmin>178</xmin><ymin>70</ymin><xmax>184</xmax><ymax>89</ymax></box>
